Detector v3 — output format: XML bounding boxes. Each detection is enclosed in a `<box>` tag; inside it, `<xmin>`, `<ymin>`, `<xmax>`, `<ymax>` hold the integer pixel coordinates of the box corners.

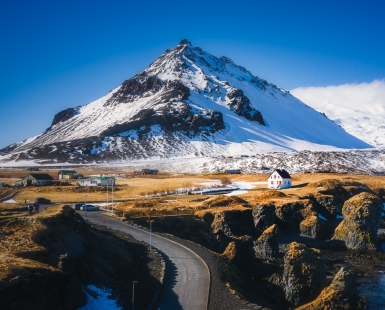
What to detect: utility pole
<box><xmin>132</xmin><ymin>281</ymin><xmax>138</xmax><ymax>310</ymax></box>
<box><xmin>112</xmin><ymin>180</ymin><xmax>114</xmax><ymax>213</ymax></box>
<box><xmin>84</xmin><ymin>195</ymin><xmax>87</xmax><ymax>221</ymax></box>
<box><xmin>106</xmin><ymin>180</ymin><xmax>109</xmax><ymax>209</ymax></box>
<box><xmin>149</xmin><ymin>219</ymin><xmax>154</xmax><ymax>251</ymax></box>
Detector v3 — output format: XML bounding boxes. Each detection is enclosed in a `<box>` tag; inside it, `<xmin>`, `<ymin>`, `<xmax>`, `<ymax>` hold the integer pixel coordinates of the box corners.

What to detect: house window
<box><xmin>271</xmin><ymin>181</ymin><xmax>273</xmax><ymax>184</ymax></box>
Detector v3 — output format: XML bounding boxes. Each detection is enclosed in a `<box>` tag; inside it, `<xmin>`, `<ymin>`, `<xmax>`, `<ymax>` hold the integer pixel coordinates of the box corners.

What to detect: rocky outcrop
<box><xmin>283</xmin><ymin>242</ymin><xmax>326</xmax><ymax>306</ymax></box>
<box><xmin>51</xmin><ymin>107</ymin><xmax>79</xmax><ymax>126</ymax></box>
<box><xmin>275</xmin><ymin>200</ymin><xmax>317</xmax><ymax>232</ymax></box>
<box><xmin>310</xmin><ymin>193</ymin><xmax>338</xmax><ymax>219</ymax></box>
<box><xmin>226</xmin><ymin>88</ymin><xmax>265</xmax><ymax>125</ymax></box>
<box><xmin>211</xmin><ymin>209</ymin><xmax>255</xmax><ymax>238</ymax></box>
<box><xmin>252</xmin><ymin>204</ymin><xmax>276</xmax><ymax>237</ymax></box>
<box><xmin>333</xmin><ymin>192</ymin><xmax>382</xmax><ymax>250</ymax></box>
<box><xmin>299</xmin><ymin>216</ymin><xmax>327</xmax><ymax>240</ymax></box>
<box><xmin>102</xmin><ymin>100</ymin><xmax>225</xmax><ymax>137</ymax></box>
<box><xmin>295</xmin><ymin>267</ymin><xmax>358</xmax><ymax>310</ymax></box>
<box><xmin>222</xmin><ymin>236</ymin><xmax>255</xmax><ymax>267</ymax></box>
<box><xmin>253</xmin><ymin>224</ymin><xmax>280</xmax><ymax>259</ymax></box>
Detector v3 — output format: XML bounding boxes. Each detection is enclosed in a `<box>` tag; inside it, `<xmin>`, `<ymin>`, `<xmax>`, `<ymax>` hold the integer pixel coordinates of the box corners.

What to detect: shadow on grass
<box><xmin>291</xmin><ymin>182</ymin><xmax>309</xmax><ymax>189</ymax></box>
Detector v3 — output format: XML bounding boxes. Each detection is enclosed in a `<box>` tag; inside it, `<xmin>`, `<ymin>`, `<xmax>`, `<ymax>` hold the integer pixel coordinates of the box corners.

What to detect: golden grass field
<box><xmin>1</xmin><ymin>168</ymin><xmax>385</xmax><ymax>216</ymax></box>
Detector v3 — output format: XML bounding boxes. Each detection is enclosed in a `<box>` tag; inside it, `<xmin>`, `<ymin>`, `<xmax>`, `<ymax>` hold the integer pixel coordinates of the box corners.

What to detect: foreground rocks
<box><xmin>333</xmin><ymin>192</ymin><xmax>382</xmax><ymax>250</ymax></box>
<box><xmin>300</xmin><ymin>215</ymin><xmax>327</xmax><ymax>240</ymax></box>
<box><xmin>283</xmin><ymin>242</ymin><xmax>326</xmax><ymax>306</ymax></box>
<box><xmin>253</xmin><ymin>224</ymin><xmax>280</xmax><ymax>259</ymax></box>
<box><xmin>0</xmin><ymin>206</ymin><xmax>163</xmax><ymax>310</ymax></box>
<box><xmin>296</xmin><ymin>267</ymin><xmax>358</xmax><ymax>310</ymax></box>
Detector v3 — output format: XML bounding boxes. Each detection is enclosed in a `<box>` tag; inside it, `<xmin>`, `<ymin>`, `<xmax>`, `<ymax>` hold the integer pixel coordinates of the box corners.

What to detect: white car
<box><xmin>80</xmin><ymin>205</ymin><xmax>100</xmax><ymax>211</ymax></box>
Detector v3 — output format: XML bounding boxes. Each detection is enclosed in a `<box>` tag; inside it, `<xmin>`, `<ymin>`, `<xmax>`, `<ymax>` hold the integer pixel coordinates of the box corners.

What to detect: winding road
<box><xmin>85</xmin><ymin>211</ymin><xmax>210</xmax><ymax>310</ymax></box>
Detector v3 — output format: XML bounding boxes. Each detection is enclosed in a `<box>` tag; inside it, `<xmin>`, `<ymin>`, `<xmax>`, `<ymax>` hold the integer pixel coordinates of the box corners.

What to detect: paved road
<box><xmin>85</xmin><ymin>211</ymin><xmax>210</xmax><ymax>310</ymax></box>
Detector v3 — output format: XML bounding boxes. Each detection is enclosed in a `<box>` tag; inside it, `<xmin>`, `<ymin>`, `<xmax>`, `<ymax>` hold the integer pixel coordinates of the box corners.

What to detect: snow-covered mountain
<box><xmin>291</xmin><ymin>80</ymin><xmax>385</xmax><ymax>148</ymax></box>
<box><xmin>0</xmin><ymin>39</ymin><xmax>371</xmax><ymax>165</ymax></box>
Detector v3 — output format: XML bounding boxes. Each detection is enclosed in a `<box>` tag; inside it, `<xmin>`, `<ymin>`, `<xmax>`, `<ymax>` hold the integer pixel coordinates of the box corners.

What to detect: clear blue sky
<box><xmin>1</xmin><ymin>0</ymin><xmax>384</xmax><ymax>148</ymax></box>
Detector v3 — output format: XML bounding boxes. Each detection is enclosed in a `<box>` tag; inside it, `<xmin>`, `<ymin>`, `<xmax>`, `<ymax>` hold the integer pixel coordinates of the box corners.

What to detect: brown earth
<box><xmin>0</xmin><ymin>205</ymin><xmax>163</xmax><ymax>310</ymax></box>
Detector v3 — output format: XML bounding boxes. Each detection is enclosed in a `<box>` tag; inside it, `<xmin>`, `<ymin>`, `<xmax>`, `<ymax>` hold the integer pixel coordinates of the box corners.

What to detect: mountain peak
<box><xmin>178</xmin><ymin>39</ymin><xmax>192</xmax><ymax>46</ymax></box>
<box><xmin>0</xmin><ymin>41</ymin><xmax>371</xmax><ymax>164</ymax></box>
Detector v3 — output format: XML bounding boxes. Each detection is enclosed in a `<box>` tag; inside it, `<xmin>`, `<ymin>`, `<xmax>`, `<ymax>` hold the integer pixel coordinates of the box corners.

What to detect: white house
<box><xmin>78</xmin><ymin>176</ymin><xmax>116</xmax><ymax>187</ymax></box>
<box><xmin>268</xmin><ymin>169</ymin><xmax>292</xmax><ymax>189</ymax></box>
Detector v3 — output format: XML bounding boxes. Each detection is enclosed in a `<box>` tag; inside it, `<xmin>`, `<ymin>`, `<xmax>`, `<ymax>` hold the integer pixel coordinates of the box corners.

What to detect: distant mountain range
<box><xmin>291</xmin><ymin>81</ymin><xmax>385</xmax><ymax>148</ymax></box>
<box><xmin>0</xmin><ymin>39</ymin><xmax>372</xmax><ymax>166</ymax></box>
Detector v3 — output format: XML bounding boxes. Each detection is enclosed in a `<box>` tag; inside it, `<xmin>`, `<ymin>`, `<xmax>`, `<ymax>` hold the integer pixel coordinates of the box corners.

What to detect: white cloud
<box><xmin>291</xmin><ymin>80</ymin><xmax>385</xmax><ymax>147</ymax></box>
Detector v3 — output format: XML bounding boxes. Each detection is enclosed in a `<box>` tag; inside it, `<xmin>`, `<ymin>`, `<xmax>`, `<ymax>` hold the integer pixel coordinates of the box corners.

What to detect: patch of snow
<box><xmin>91</xmin><ymin>143</ymin><xmax>109</xmax><ymax>155</ymax></box>
<box><xmin>225</xmin><ymin>189</ymin><xmax>248</xmax><ymax>196</ymax></box>
<box><xmin>318</xmin><ymin>214</ymin><xmax>327</xmax><ymax>221</ymax></box>
<box><xmin>3</xmin><ymin>199</ymin><xmax>17</xmax><ymax>203</ymax></box>
<box><xmin>78</xmin><ymin>285</ymin><xmax>121</xmax><ymax>310</ymax></box>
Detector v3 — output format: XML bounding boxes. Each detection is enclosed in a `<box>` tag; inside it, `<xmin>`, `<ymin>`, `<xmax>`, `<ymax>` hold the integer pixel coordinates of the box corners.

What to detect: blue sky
<box><xmin>1</xmin><ymin>0</ymin><xmax>384</xmax><ymax>148</ymax></box>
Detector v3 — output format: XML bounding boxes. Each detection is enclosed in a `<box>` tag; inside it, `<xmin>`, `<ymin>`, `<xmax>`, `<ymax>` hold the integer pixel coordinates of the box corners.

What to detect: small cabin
<box><xmin>268</xmin><ymin>169</ymin><xmax>292</xmax><ymax>189</ymax></box>
<box><xmin>225</xmin><ymin>169</ymin><xmax>241</xmax><ymax>174</ymax></box>
<box><xmin>78</xmin><ymin>176</ymin><xmax>115</xmax><ymax>187</ymax></box>
<box><xmin>22</xmin><ymin>174</ymin><xmax>54</xmax><ymax>186</ymax></box>
<box><xmin>134</xmin><ymin>169</ymin><xmax>159</xmax><ymax>175</ymax></box>
<box><xmin>58</xmin><ymin>170</ymin><xmax>78</xmax><ymax>179</ymax></box>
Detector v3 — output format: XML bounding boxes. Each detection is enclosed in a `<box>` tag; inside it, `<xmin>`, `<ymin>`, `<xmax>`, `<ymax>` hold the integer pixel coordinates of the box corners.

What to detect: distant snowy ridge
<box><xmin>0</xmin><ymin>39</ymin><xmax>371</xmax><ymax>165</ymax></box>
<box><xmin>292</xmin><ymin>80</ymin><xmax>385</xmax><ymax>147</ymax></box>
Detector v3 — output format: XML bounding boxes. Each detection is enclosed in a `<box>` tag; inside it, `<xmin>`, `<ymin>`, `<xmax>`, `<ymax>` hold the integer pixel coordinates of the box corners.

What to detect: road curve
<box><xmin>86</xmin><ymin>212</ymin><xmax>210</xmax><ymax>310</ymax></box>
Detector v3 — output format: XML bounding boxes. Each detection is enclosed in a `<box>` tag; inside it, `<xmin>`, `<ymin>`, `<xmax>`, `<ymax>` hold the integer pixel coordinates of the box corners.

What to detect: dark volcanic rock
<box><xmin>333</xmin><ymin>192</ymin><xmax>382</xmax><ymax>250</ymax></box>
<box><xmin>275</xmin><ymin>200</ymin><xmax>317</xmax><ymax>232</ymax></box>
<box><xmin>296</xmin><ymin>267</ymin><xmax>358</xmax><ymax>310</ymax></box>
<box><xmin>51</xmin><ymin>107</ymin><xmax>79</xmax><ymax>126</ymax></box>
<box><xmin>110</xmin><ymin>74</ymin><xmax>162</xmax><ymax>102</ymax></box>
<box><xmin>226</xmin><ymin>88</ymin><xmax>265</xmax><ymax>125</ymax></box>
<box><xmin>310</xmin><ymin>193</ymin><xmax>338</xmax><ymax>219</ymax></box>
<box><xmin>283</xmin><ymin>242</ymin><xmax>326</xmax><ymax>306</ymax></box>
<box><xmin>211</xmin><ymin>209</ymin><xmax>255</xmax><ymax>238</ymax></box>
<box><xmin>252</xmin><ymin>204</ymin><xmax>276</xmax><ymax>237</ymax></box>
<box><xmin>299</xmin><ymin>216</ymin><xmax>327</xmax><ymax>240</ymax></box>
<box><xmin>253</xmin><ymin>224</ymin><xmax>280</xmax><ymax>259</ymax></box>
<box><xmin>222</xmin><ymin>236</ymin><xmax>255</xmax><ymax>268</ymax></box>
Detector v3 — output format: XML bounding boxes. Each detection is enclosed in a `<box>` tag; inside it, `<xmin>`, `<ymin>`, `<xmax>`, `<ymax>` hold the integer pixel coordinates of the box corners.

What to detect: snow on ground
<box><xmin>225</xmin><ymin>189</ymin><xmax>248</xmax><ymax>196</ymax></box>
<box><xmin>78</xmin><ymin>285</ymin><xmax>121</xmax><ymax>310</ymax></box>
<box><xmin>318</xmin><ymin>214</ymin><xmax>328</xmax><ymax>221</ymax></box>
<box><xmin>3</xmin><ymin>199</ymin><xmax>17</xmax><ymax>203</ymax></box>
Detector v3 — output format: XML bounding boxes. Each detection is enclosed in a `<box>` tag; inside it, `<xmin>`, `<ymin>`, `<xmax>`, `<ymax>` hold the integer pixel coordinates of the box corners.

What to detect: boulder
<box><xmin>211</xmin><ymin>209</ymin><xmax>255</xmax><ymax>238</ymax></box>
<box><xmin>275</xmin><ymin>200</ymin><xmax>317</xmax><ymax>232</ymax></box>
<box><xmin>253</xmin><ymin>224</ymin><xmax>280</xmax><ymax>259</ymax></box>
<box><xmin>295</xmin><ymin>267</ymin><xmax>358</xmax><ymax>310</ymax></box>
<box><xmin>333</xmin><ymin>192</ymin><xmax>382</xmax><ymax>250</ymax></box>
<box><xmin>252</xmin><ymin>204</ymin><xmax>276</xmax><ymax>237</ymax></box>
<box><xmin>299</xmin><ymin>216</ymin><xmax>327</xmax><ymax>240</ymax></box>
<box><xmin>283</xmin><ymin>242</ymin><xmax>326</xmax><ymax>306</ymax></box>
<box><xmin>311</xmin><ymin>193</ymin><xmax>338</xmax><ymax>219</ymax></box>
<box><xmin>222</xmin><ymin>237</ymin><xmax>256</xmax><ymax>272</ymax></box>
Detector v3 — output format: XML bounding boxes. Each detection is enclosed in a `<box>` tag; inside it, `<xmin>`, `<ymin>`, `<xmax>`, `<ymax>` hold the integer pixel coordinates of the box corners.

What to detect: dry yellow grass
<box><xmin>1</xmin><ymin>171</ymin><xmax>385</xmax><ymax>208</ymax></box>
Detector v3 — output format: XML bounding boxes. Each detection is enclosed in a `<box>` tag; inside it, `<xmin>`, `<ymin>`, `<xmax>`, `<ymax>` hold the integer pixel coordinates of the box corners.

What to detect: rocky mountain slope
<box><xmin>0</xmin><ymin>39</ymin><xmax>371</xmax><ymax>165</ymax></box>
